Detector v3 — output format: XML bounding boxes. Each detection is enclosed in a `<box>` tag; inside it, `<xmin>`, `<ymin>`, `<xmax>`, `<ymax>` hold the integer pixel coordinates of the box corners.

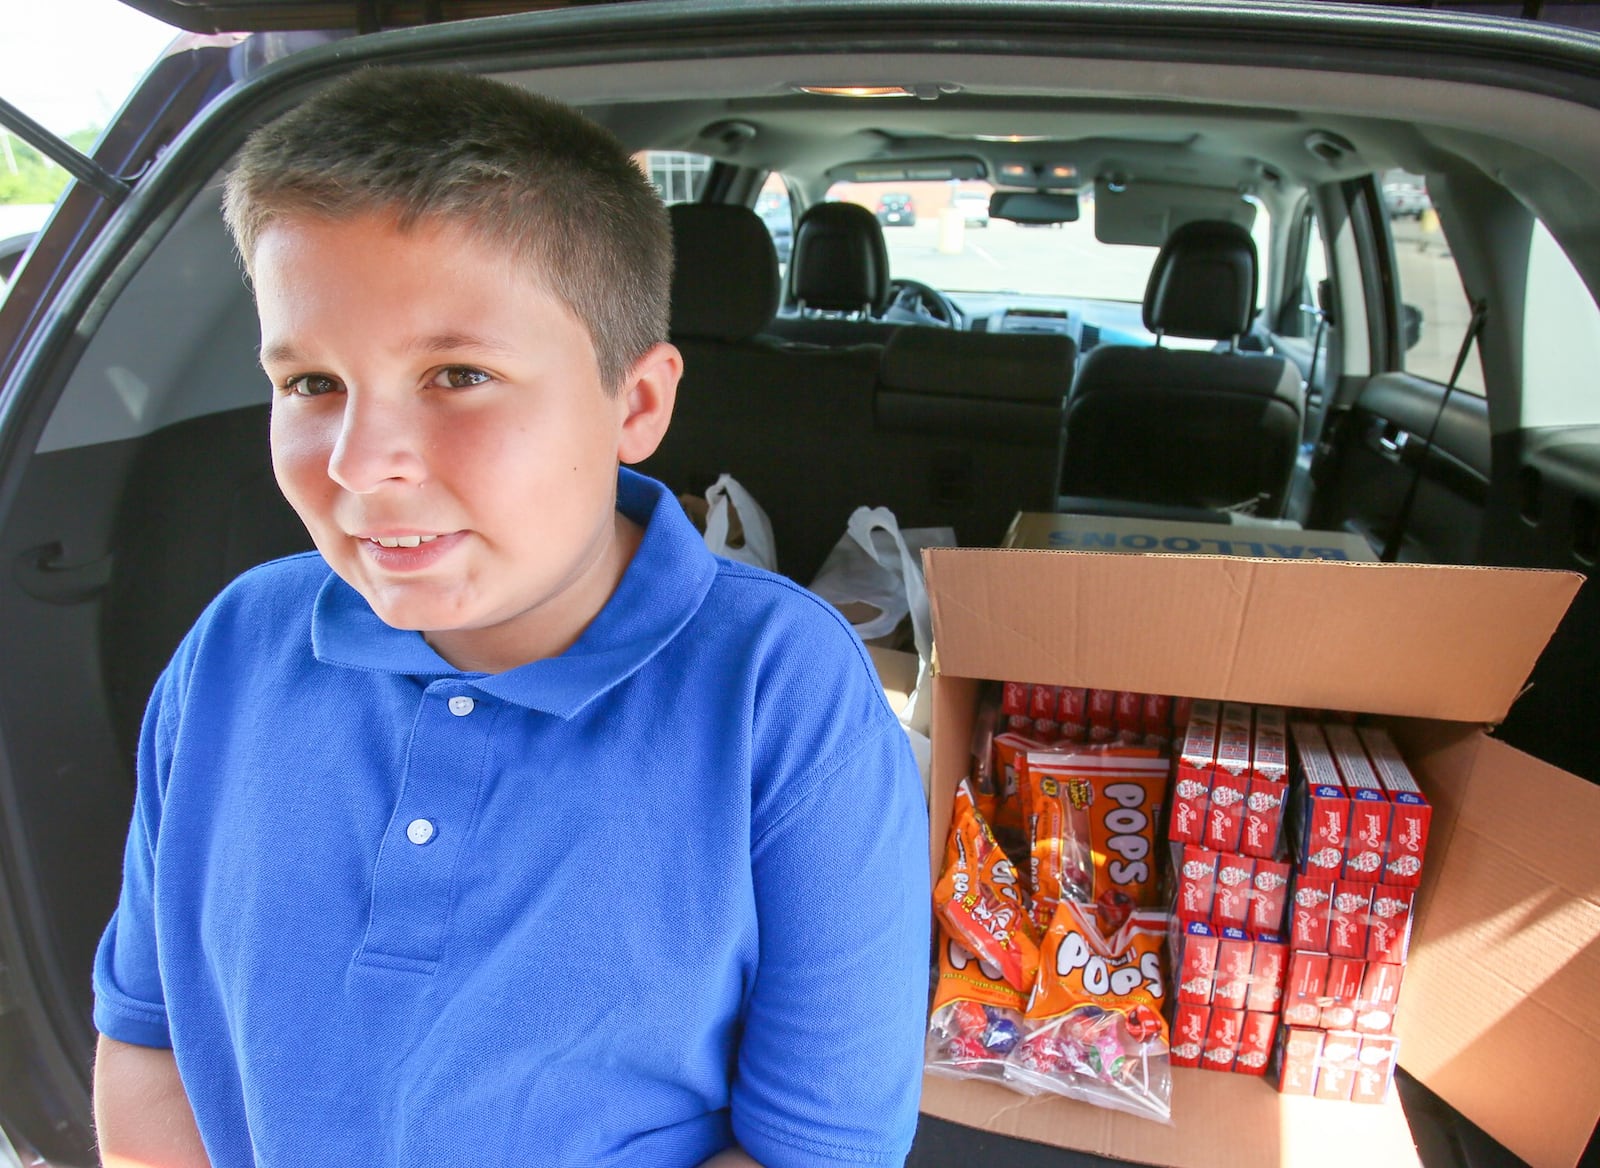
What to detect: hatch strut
<box><xmin>0</xmin><ymin>94</ymin><xmax>129</xmax><ymax>205</ymax></box>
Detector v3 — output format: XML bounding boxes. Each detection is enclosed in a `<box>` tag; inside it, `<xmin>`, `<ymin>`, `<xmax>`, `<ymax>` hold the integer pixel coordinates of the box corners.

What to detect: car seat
<box><xmin>1059</xmin><ymin>218</ymin><xmax>1303</xmax><ymax>518</ymax></box>
<box><xmin>765</xmin><ymin>201</ymin><xmax>901</xmax><ymax>347</ymax></box>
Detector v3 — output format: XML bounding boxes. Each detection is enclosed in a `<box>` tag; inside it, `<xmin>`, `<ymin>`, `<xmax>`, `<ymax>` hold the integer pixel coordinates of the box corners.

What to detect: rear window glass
<box><xmin>824</xmin><ymin>178</ymin><xmax>1270</xmax><ymax>309</ymax></box>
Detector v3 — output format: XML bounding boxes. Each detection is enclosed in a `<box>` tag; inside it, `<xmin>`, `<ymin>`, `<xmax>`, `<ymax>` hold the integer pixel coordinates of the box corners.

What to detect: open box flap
<box><xmin>923</xmin><ymin>549</ymin><xmax>1581</xmax><ymax>723</ymax></box>
<box><xmin>1389</xmin><ymin>720</ymin><xmax>1600</xmax><ymax>1168</ymax></box>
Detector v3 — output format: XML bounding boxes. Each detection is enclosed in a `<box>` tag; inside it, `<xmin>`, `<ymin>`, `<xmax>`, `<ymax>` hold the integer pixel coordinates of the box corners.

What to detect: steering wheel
<box><xmin>881</xmin><ymin>278</ymin><xmax>961</xmax><ymax>328</ymax></box>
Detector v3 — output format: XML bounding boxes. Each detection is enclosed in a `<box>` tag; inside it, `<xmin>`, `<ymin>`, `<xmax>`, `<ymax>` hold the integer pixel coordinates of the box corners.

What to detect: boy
<box><xmin>92</xmin><ymin>67</ymin><xmax>930</xmax><ymax>1168</ymax></box>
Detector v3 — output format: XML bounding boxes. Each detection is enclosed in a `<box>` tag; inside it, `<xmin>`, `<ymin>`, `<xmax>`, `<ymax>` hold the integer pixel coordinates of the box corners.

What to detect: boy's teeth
<box><xmin>372</xmin><ymin>534</ymin><xmax>438</xmax><ymax>548</ymax></box>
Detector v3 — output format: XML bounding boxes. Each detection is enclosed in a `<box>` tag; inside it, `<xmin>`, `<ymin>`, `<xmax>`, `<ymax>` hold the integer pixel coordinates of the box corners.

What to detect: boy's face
<box><xmin>257</xmin><ymin>211</ymin><xmax>678</xmax><ymax>672</ymax></box>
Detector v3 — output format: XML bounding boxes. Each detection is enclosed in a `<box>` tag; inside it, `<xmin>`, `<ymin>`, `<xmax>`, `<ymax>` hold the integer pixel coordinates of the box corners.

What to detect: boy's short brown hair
<box><xmin>222</xmin><ymin>66</ymin><xmax>672</xmax><ymax>393</ymax></box>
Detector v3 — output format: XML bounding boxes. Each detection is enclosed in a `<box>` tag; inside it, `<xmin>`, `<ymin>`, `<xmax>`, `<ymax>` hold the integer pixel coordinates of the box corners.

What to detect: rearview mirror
<box><xmin>989</xmin><ymin>191</ymin><xmax>1080</xmax><ymax>224</ymax></box>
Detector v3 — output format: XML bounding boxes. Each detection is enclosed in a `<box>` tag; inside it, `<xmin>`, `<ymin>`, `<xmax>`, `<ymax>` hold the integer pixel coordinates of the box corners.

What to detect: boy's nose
<box><xmin>326</xmin><ymin>393</ymin><xmax>428</xmax><ymax>493</ymax></box>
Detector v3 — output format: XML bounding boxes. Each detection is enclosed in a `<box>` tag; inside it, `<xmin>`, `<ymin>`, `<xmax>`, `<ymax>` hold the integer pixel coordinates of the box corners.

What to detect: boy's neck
<box><xmin>422</xmin><ymin>511</ymin><xmax>645</xmax><ymax>675</ymax></box>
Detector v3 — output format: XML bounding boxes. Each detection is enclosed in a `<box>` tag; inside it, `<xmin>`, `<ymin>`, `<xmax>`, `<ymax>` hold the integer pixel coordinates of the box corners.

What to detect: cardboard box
<box><xmin>923</xmin><ymin>545</ymin><xmax>1592</xmax><ymax>1168</ymax></box>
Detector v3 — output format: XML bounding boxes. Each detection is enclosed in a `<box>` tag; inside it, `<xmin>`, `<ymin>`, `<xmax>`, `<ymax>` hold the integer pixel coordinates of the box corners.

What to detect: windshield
<box><xmin>825</xmin><ymin>178</ymin><xmax>1270</xmax><ymax>304</ymax></box>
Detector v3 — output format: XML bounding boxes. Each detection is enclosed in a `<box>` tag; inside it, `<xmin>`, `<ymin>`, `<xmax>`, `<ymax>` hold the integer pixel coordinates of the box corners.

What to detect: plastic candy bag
<box><xmin>1007</xmin><ymin>901</ymin><xmax>1172</xmax><ymax>1123</ymax></box>
<box><xmin>933</xmin><ymin>778</ymin><xmax>1039</xmax><ymax>993</ymax></box>
<box><xmin>1026</xmin><ymin>749</ymin><xmax>1167</xmax><ymax>931</ymax></box>
<box><xmin>924</xmin><ymin>927</ymin><xmax>1028</xmax><ymax>1083</ymax></box>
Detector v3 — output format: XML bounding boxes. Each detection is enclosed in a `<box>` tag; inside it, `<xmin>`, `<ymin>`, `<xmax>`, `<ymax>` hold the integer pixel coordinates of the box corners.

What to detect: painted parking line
<box><xmin>970</xmin><ymin>244</ymin><xmax>1001</xmax><ymax>267</ymax></box>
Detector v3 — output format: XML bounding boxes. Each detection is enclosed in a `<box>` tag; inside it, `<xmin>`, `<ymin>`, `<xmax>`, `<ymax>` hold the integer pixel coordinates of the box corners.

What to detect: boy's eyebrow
<box><xmin>258</xmin><ymin>333</ymin><xmax>516</xmax><ymax>369</ymax></box>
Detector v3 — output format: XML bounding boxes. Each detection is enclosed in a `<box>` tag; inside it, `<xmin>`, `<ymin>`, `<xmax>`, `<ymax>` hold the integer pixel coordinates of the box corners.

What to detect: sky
<box><xmin>2</xmin><ymin>0</ymin><xmax>182</xmax><ymax>137</ymax></box>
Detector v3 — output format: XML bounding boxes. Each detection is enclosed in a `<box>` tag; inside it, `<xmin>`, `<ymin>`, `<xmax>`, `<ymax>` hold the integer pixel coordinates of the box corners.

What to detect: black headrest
<box><xmin>1143</xmin><ymin>219</ymin><xmax>1258</xmax><ymax>340</ymax></box>
<box><xmin>788</xmin><ymin>201</ymin><xmax>890</xmax><ymax>315</ymax></box>
<box><xmin>669</xmin><ymin>203</ymin><xmax>779</xmax><ymax>341</ymax></box>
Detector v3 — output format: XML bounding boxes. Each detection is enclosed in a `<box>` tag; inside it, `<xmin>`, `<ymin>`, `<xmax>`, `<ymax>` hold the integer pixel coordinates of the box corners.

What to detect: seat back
<box><xmin>869</xmin><ymin>327</ymin><xmax>1075</xmax><ymax>544</ymax></box>
<box><xmin>642</xmin><ymin>203</ymin><xmax>882</xmax><ymax>581</ymax></box>
<box><xmin>1061</xmin><ymin>219</ymin><xmax>1303</xmax><ymax>516</ymax></box>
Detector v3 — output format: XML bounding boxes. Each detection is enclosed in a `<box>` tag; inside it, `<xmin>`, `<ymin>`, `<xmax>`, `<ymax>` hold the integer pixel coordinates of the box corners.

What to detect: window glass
<box><xmin>1387</xmin><ymin>171</ymin><xmax>1486</xmax><ymax>394</ymax></box>
<box><xmin>755</xmin><ymin>172</ymin><xmax>793</xmax><ymax>272</ymax></box>
<box><xmin>636</xmin><ymin>151</ymin><xmax>712</xmax><ymax>205</ymax></box>
<box><xmin>1522</xmin><ymin>218</ymin><xmax>1600</xmax><ymax>427</ymax></box>
<box><xmin>823</xmin><ymin>178</ymin><xmax>1267</xmax><ymax>338</ymax></box>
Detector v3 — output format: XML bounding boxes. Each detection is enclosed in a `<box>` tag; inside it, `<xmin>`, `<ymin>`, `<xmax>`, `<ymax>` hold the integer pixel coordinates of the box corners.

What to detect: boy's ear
<box><xmin>616</xmin><ymin>342</ymin><xmax>682</xmax><ymax>465</ymax></box>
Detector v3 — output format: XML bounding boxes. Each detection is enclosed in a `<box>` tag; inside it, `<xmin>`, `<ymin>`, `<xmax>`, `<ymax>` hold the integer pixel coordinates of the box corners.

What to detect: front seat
<box><xmin>1059</xmin><ymin>218</ymin><xmax>1303</xmax><ymax>518</ymax></box>
<box><xmin>765</xmin><ymin>201</ymin><xmax>899</xmax><ymax>347</ymax></box>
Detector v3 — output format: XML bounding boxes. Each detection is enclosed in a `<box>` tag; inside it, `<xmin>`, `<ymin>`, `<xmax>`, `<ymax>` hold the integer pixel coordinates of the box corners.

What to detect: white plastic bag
<box><xmin>810</xmin><ymin>507</ymin><xmax>954</xmax><ymax>762</ymax></box>
<box><xmin>702</xmin><ymin>474</ymin><xmax>777</xmax><ymax>572</ymax></box>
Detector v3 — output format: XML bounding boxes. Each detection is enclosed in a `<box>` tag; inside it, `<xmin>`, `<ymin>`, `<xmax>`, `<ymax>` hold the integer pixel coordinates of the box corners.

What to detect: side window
<box><xmin>1278</xmin><ymin>211</ymin><xmax>1328</xmax><ymax>340</ymax></box>
<box><xmin>1522</xmin><ymin>218</ymin><xmax>1600</xmax><ymax>427</ymax></box>
<box><xmin>635</xmin><ymin>150</ymin><xmax>712</xmax><ymax>205</ymax></box>
<box><xmin>755</xmin><ymin>172</ymin><xmax>794</xmax><ymax>271</ymax></box>
<box><xmin>1385</xmin><ymin>170</ymin><xmax>1486</xmax><ymax>394</ymax></box>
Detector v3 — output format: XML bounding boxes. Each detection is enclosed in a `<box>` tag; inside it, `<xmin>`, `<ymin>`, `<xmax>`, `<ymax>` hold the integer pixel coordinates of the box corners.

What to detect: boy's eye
<box><xmin>432</xmin><ymin>366</ymin><xmax>491</xmax><ymax>389</ymax></box>
<box><xmin>284</xmin><ymin>374</ymin><xmax>341</xmax><ymax>397</ymax></box>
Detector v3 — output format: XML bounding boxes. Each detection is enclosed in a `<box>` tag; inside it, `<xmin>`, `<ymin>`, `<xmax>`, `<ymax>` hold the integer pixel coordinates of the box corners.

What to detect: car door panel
<box><xmin>1481</xmin><ymin>425</ymin><xmax>1600</xmax><ymax>784</ymax></box>
<box><xmin>1311</xmin><ymin>372</ymin><xmax>1489</xmax><ymax>565</ymax></box>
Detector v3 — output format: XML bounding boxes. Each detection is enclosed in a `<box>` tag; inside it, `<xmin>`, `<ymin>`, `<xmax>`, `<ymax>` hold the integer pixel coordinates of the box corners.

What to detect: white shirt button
<box><xmin>447</xmin><ymin>695</ymin><xmax>475</xmax><ymax>717</ymax></box>
<box><xmin>406</xmin><ymin>818</ymin><xmax>436</xmax><ymax>845</ymax></box>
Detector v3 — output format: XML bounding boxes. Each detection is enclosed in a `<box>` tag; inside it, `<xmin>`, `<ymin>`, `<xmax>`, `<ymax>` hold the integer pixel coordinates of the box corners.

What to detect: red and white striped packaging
<box><xmin>1276</xmin><ymin>1027</ymin><xmax>1323</xmax><ymax>1095</ymax></box>
<box><xmin>1235</xmin><ymin>1010</ymin><xmax>1276</xmax><ymax>1075</ymax></box>
<box><xmin>1367</xmin><ymin>884</ymin><xmax>1416</xmax><ymax>964</ymax></box>
<box><xmin>1325</xmin><ymin>723</ymin><xmax>1391</xmax><ymax>881</ymax></box>
<box><xmin>1320</xmin><ymin>956</ymin><xmax>1365</xmax><ymax>1030</ymax></box>
<box><xmin>1212</xmin><ymin>852</ymin><xmax>1256</xmax><ymax>929</ymax></box>
<box><xmin>1314</xmin><ymin>1031</ymin><xmax>1361</xmax><ymax>1100</ymax></box>
<box><xmin>1352</xmin><ymin>1035</ymin><xmax>1400</xmax><ymax>1104</ymax></box>
<box><xmin>1001</xmin><ymin>680</ymin><xmax>1033</xmax><ymax>731</ymax></box>
<box><xmin>1173</xmin><ymin>917</ymin><xmax>1221</xmax><ymax>1005</ymax></box>
<box><xmin>1170</xmin><ymin>700</ymin><xmax>1219</xmax><ymax>844</ymax></box>
<box><xmin>1360</xmin><ymin>726</ymin><xmax>1432</xmax><ymax>887</ymax></box>
<box><xmin>1202</xmin><ymin>1006</ymin><xmax>1244</xmax><ymax>1072</ymax></box>
<box><xmin>1170</xmin><ymin>1001</ymin><xmax>1210</xmax><ymax>1068</ymax></box>
<box><xmin>1245</xmin><ymin>933</ymin><xmax>1288</xmax><ymax>1014</ymax></box>
<box><xmin>1289</xmin><ymin>876</ymin><xmax>1335</xmax><ymax>952</ymax></box>
<box><xmin>1055</xmin><ymin>686</ymin><xmax>1089</xmax><ymax>744</ymax></box>
<box><xmin>1175</xmin><ymin>844</ymin><xmax>1219</xmax><ymax>921</ymax></box>
<box><xmin>1327</xmin><ymin>880</ymin><xmax>1374</xmax><ymax>960</ymax></box>
<box><xmin>1142</xmin><ymin>692</ymin><xmax>1173</xmax><ymax>751</ymax></box>
<box><xmin>1282</xmin><ymin>950</ymin><xmax>1329</xmax><ymax>1027</ymax></box>
<box><xmin>1212</xmin><ymin>928</ymin><xmax>1255</xmax><ymax>1011</ymax></box>
<box><xmin>1114</xmin><ymin>689</ymin><xmax>1146</xmax><ymax>745</ymax></box>
<box><xmin>1086</xmin><ymin>688</ymin><xmax>1117</xmax><ymax>743</ymax></box>
<box><xmin>1204</xmin><ymin>703</ymin><xmax>1253</xmax><ymax>853</ymax></box>
<box><xmin>1291</xmin><ymin>721</ymin><xmax>1348</xmax><ymax>877</ymax></box>
<box><xmin>1355</xmin><ymin>961</ymin><xmax>1405</xmax><ymax>1035</ymax></box>
<box><xmin>1249</xmin><ymin>858</ymin><xmax>1292</xmax><ymax>935</ymax></box>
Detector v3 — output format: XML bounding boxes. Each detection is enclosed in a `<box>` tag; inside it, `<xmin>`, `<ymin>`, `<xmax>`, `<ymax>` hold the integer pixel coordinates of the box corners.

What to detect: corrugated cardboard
<box><xmin>1004</xmin><ymin>512</ymin><xmax>1377</xmax><ymax>561</ymax></box>
<box><xmin>922</xmin><ymin>545</ymin><xmax>1592</xmax><ymax>1168</ymax></box>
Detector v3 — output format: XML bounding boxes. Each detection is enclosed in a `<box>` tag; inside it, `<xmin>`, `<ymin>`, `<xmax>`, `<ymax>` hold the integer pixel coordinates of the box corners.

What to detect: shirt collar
<box><xmin>311</xmin><ymin>468</ymin><xmax>719</xmax><ymax>717</ymax></box>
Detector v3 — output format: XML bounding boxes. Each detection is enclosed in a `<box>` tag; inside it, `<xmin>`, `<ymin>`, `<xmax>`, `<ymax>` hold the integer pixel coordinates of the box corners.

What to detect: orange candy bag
<box><xmin>934</xmin><ymin>778</ymin><xmax>1040</xmax><ymax>993</ymax></box>
<box><xmin>924</xmin><ymin>926</ymin><xmax>1028</xmax><ymax>1082</ymax></box>
<box><xmin>1025</xmin><ymin>750</ymin><xmax>1167</xmax><ymax>928</ymax></box>
<box><xmin>1007</xmin><ymin>901</ymin><xmax>1172</xmax><ymax>1122</ymax></box>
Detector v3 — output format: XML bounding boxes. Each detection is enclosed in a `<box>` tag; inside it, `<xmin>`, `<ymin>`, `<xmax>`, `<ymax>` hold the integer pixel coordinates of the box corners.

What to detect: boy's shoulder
<box><xmin>181</xmin><ymin>551</ymin><xmax>330</xmax><ymax>654</ymax></box>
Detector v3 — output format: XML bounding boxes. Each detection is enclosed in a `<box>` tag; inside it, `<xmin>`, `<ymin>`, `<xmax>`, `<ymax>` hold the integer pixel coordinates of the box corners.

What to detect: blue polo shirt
<box><xmin>94</xmin><ymin>468</ymin><xmax>930</xmax><ymax>1168</ymax></box>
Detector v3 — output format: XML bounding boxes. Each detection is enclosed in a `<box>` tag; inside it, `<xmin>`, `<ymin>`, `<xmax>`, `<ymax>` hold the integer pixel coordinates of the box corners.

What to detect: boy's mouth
<box><xmin>363</xmin><ymin>534</ymin><xmax>441</xmax><ymax>549</ymax></box>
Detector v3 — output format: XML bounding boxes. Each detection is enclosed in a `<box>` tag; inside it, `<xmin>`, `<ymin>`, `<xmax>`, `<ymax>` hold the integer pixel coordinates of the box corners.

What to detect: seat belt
<box><xmin>1379</xmin><ymin>298</ymin><xmax>1488</xmax><ymax>563</ymax></box>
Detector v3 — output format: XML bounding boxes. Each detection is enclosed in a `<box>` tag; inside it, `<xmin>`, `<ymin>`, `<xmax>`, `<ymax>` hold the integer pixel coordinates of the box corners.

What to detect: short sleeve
<box><xmin>733</xmin><ymin>715</ymin><xmax>931</xmax><ymax>1168</ymax></box>
<box><xmin>92</xmin><ymin>665</ymin><xmax>178</xmax><ymax>1049</ymax></box>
